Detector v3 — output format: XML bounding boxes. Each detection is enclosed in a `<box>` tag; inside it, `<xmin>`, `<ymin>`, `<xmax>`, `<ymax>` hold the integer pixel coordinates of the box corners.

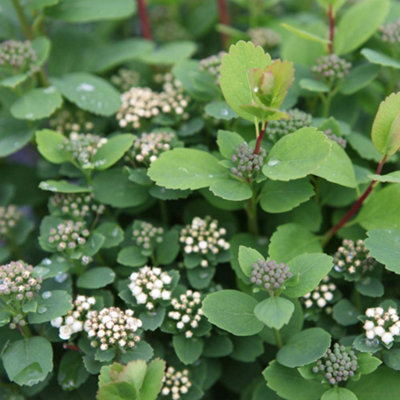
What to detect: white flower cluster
<box><xmin>50</xmin><ymin>192</ymin><xmax>105</xmax><ymax>219</ymax></box>
<box><xmin>51</xmin><ymin>295</ymin><xmax>96</xmax><ymax>340</ymax></box>
<box><xmin>0</xmin><ymin>40</ymin><xmax>38</xmax><ymax>76</ymax></box>
<box><xmin>0</xmin><ymin>205</ymin><xmax>22</xmax><ymax>238</ymax></box>
<box><xmin>168</xmin><ymin>290</ymin><xmax>204</xmax><ymax>338</ymax></box>
<box><xmin>111</xmin><ymin>68</ymin><xmax>141</xmax><ymax>92</ymax></box>
<box><xmin>49</xmin><ymin>108</ymin><xmax>94</xmax><ymax>136</ymax></box>
<box><xmin>128</xmin><ymin>131</ymin><xmax>176</xmax><ymax>166</ymax></box>
<box><xmin>60</xmin><ymin>133</ymin><xmax>108</xmax><ymax>169</ymax></box>
<box><xmin>132</xmin><ymin>221</ymin><xmax>164</xmax><ymax>251</ymax></box>
<box><xmin>129</xmin><ymin>266</ymin><xmax>172</xmax><ymax>310</ymax></box>
<box><xmin>303</xmin><ymin>276</ymin><xmax>336</xmax><ymax>309</ymax></box>
<box><xmin>248</xmin><ymin>27</ymin><xmax>281</xmax><ymax>48</ymax></box>
<box><xmin>161</xmin><ymin>366</ymin><xmax>192</xmax><ymax>400</ymax></box>
<box><xmin>117</xmin><ymin>74</ymin><xmax>189</xmax><ymax>130</ymax></box>
<box><xmin>199</xmin><ymin>52</ymin><xmax>225</xmax><ymax>84</ymax></box>
<box><xmin>179</xmin><ymin>216</ymin><xmax>230</xmax><ymax>268</ymax></box>
<box><xmin>48</xmin><ymin>220</ymin><xmax>90</xmax><ymax>252</ymax></box>
<box><xmin>84</xmin><ymin>307</ymin><xmax>142</xmax><ymax>351</ymax></box>
<box><xmin>363</xmin><ymin>307</ymin><xmax>400</xmax><ymax>345</ymax></box>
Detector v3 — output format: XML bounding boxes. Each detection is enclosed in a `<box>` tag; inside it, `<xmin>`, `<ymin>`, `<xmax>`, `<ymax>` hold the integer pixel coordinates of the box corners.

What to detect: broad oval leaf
<box><xmin>254</xmin><ymin>297</ymin><xmax>295</xmax><ymax>330</ymax></box>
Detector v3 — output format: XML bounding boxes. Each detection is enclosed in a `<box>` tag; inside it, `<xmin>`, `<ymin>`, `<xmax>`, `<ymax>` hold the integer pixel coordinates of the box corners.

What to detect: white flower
<box><xmin>382</xmin><ymin>332</ymin><xmax>394</xmax><ymax>344</ymax></box>
<box><xmin>366</xmin><ymin>330</ymin><xmax>375</xmax><ymax>339</ymax></box>
<box><xmin>374</xmin><ymin>326</ymin><xmax>385</xmax><ymax>337</ymax></box>
<box><xmin>365</xmin><ymin>308</ymin><xmax>375</xmax><ymax>318</ymax></box>
<box><xmin>51</xmin><ymin>316</ymin><xmax>63</xmax><ymax>328</ymax></box>
<box><xmin>364</xmin><ymin>320</ymin><xmax>374</xmax><ymax>330</ymax></box>
<box><xmin>59</xmin><ymin>325</ymin><xmax>73</xmax><ymax>340</ymax></box>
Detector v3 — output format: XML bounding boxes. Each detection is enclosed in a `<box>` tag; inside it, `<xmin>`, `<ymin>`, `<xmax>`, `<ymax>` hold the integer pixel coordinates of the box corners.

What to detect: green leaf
<box><xmin>231</xmin><ymin>336</ymin><xmax>264</xmax><ymax>362</ymax></box>
<box><xmin>155</xmin><ymin>230</ymin><xmax>180</xmax><ymax>265</ymax></box>
<box><xmin>148</xmin><ymin>148</ymin><xmax>228</xmax><ymax>190</ymax></box>
<box><xmin>139</xmin><ymin>359</ymin><xmax>165</xmax><ymax>400</ymax></box>
<box><xmin>357</xmin><ymin>353</ymin><xmax>382</xmax><ymax>375</ymax></box>
<box><xmin>312</xmin><ymin>141</ymin><xmax>357</xmax><ymax>188</ymax></box>
<box><xmin>263</xmin><ymin>361</ymin><xmax>326</xmax><ymax>400</ymax></box>
<box><xmin>364</xmin><ymin>229</ymin><xmax>400</xmax><ymax>273</ymax></box>
<box><xmin>334</xmin><ymin>0</ymin><xmax>390</xmax><ymax>55</ymax></box>
<box><xmin>32</xmin><ymin>36</ymin><xmax>51</xmax><ymax>67</ymax></box>
<box><xmin>369</xmin><ymin>171</ymin><xmax>400</xmax><ymax>183</ymax></box>
<box><xmin>217</xmin><ymin>130</ymin><xmax>244</xmax><ymax>159</ymax></box>
<box><xmin>280</xmin><ymin>23</ymin><xmax>330</xmax><ymax>44</ymax></box>
<box><xmin>321</xmin><ymin>388</ymin><xmax>357</xmax><ymax>400</ymax></box>
<box><xmin>371</xmin><ymin>92</ymin><xmax>400</xmax><ymax>157</ymax></box>
<box><xmin>202</xmin><ymin>290</ymin><xmax>264</xmax><ymax>336</ymax></box>
<box><xmin>140</xmin><ymin>41</ymin><xmax>197</xmax><ymax>65</ymax></box>
<box><xmin>276</xmin><ymin>327</ymin><xmax>331</xmax><ymax>367</ymax></box>
<box><xmin>262</xmin><ymin>128</ymin><xmax>331</xmax><ymax>181</ymax></box>
<box><xmin>383</xmin><ymin>349</ymin><xmax>400</xmax><ymax>371</ymax></box>
<box><xmin>35</xmin><ymin>129</ymin><xmax>70</xmax><ymax>164</ymax></box>
<box><xmin>205</xmin><ymin>101</ymin><xmax>237</xmax><ymax>120</ymax></box>
<box><xmin>0</xmin><ymin>118</ymin><xmax>33</xmax><ymax>157</ymax></box>
<box><xmin>348</xmin><ymin>367</ymin><xmax>400</xmax><ymax>400</ymax></box>
<box><xmin>28</xmin><ymin>290</ymin><xmax>72</xmax><ymax>324</ymax></box>
<box><xmin>260</xmin><ymin>179</ymin><xmax>314</xmax><ymax>213</ymax></box>
<box><xmin>93</xmin><ymin>168</ymin><xmax>148</xmax><ymax>208</ymax></box>
<box><xmin>332</xmin><ymin>299</ymin><xmax>359</xmax><ymax>326</ymax></box>
<box><xmin>357</xmin><ymin>185</ymin><xmax>400</xmax><ymax>230</ymax></box>
<box><xmin>77</xmin><ymin>267</ymin><xmax>115</xmax><ymax>289</ymax></box>
<box><xmin>51</xmin><ymin>73</ymin><xmax>121</xmax><ymax>116</ymax></box>
<box><xmin>361</xmin><ymin>48</ymin><xmax>400</xmax><ymax>69</ymax></box>
<box><xmin>172</xmin><ymin>336</ymin><xmax>203</xmax><ymax>365</ymax></box>
<box><xmin>268</xmin><ymin>223</ymin><xmax>322</xmax><ymax>263</ymax></box>
<box><xmin>46</xmin><ymin>0</ymin><xmax>136</xmax><ymax>22</ymax></box>
<box><xmin>92</xmin><ymin>134</ymin><xmax>134</xmax><ymax>170</ymax></box>
<box><xmin>356</xmin><ymin>277</ymin><xmax>384</xmax><ymax>297</ymax></box>
<box><xmin>299</xmin><ymin>78</ymin><xmax>330</xmax><ymax>93</ymax></box>
<box><xmin>97</xmin><ymin>382</ymin><xmax>138</xmax><ymax>400</ymax></box>
<box><xmin>57</xmin><ymin>351</ymin><xmax>89</xmax><ymax>391</ymax></box>
<box><xmin>91</xmin><ymin>39</ymin><xmax>154</xmax><ymax>73</ymax></box>
<box><xmin>238</xmin><ymin>245</ymin><xmax>264</xmax><ymax>277</ymax></box>
<box><xmin>120</xmin><ymin>341</ymin><xmax>154</xmax><ymax>364</ymax></box>
<box><xmin>340</xmin><ymin>63</ymin><xmax>380</xmax><ymax>95</ymax></box>
<box><xmin>347</xmin><ymin>132</ymin><xmax>382</xmax><ymax>162</ymax></box>
<box><xmin>254</xmin><ymin>297</ymin><xmax>295</xmax><ymax>329</ymax></box>
<box><xmin>39</xmin><ymin>180</ymin><xmax>90</xmax><ymax>193</ymax></box>
<box><xmin>11</xmin><ymin>87</ymin><xmax>62</xmax><ymax>120</ymax></box>
<box><xmin>203</xmin><ymin>335</ymin><xmax>233</xmax><ymax>358</ymax></box>
<box><xmin>220</xmin><ymin>41</ymin><xmax>271</xmax><ymax>121</ymax></box>
<box><xmin>284</xmin><ymin>253</ymin><xmax>333</xmax><ymax>298</ymax></box>
<box><xmin>95</xmin><ymin>222</ymin><xmax>124</xmax><ymax>249</ymax></box>
<box><xmin>209</xmin><ymin>178</ymin><xmax>253</xmax><ymax>201</ymax></box>
<box><xmin>2</xmin><ymin>337</ymin><xmax>53</xmax><ymax>386</ymax></box>
<box><xmin>117</xmin><ymin>246</ymin><xmax>147</xmax><ymax>267</ymax></box>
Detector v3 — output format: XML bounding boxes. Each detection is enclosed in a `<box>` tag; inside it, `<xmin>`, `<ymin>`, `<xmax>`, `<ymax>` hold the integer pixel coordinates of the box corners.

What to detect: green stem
<box><xmin>159</xmin><ymin>200</ymin><xmax>169</xmax><ymax>226</ymax></box>
<box><xmin>322</xmin><ymin>92</ymin><xmax>333</xmax><ymax>118</ymax></box>
<box><xmin>245</xmin><ymin>194</ymin><xmax>259</xmax><ymax>236</ymax></box>
<box><xmin>12</xmin><ymin>0</ymin><xmax>33</xmax><ymax>39</ymax></box>
<box><xmin>72</xmin><ymin>259</ymin><xmax>85</xmax><ymax>276</ymax></box>
<box><xmin>273</xmin><ymin>328</ymin><xmax>283</xmax><ymax>349</ymax></box>
<box><xmin>20</xmin><ymin>324</ymin><xmax>32</xmax><ymax>338</ymax></box>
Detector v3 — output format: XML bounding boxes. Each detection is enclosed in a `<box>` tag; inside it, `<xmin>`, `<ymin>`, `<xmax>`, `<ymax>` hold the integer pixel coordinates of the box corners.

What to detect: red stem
<box><xmin>254</xmin><ymin>121</ymin><xmax>268</xmax><ymax>154</ymax></box>
<box><xmin>324</xmin><ymin>156</ymin><xmax>387</xmax><ymax>243</ymax></box>
<box><xmin>217</xmin><ymin>0</ymin><xmax>230</xmax><ymax>48</ymax></box>
<box><xmin>328</xmin><ymin>4</ymin><xmax>335</xmax><ymax>54</ymax></box>
<box><xmin>63</xmin><ymin>343</ymin><xmax>81</xmax><ymax>352</ymax></box>
<box><xmin>137</xmin><ymin>0</ymin><xmax>152</xmax><ymax>40</ymax></box>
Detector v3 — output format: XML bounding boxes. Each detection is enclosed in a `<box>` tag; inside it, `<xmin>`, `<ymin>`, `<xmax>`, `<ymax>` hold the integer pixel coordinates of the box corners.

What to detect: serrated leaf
<box><xmin>357</xmin><ymin>353</ymin><xmax>382</xmax><ymax>375</ymax></box>
<box><xmin>281</xmin><ymin>23</ymin><xmax>330</xmax><ymax>45</ymax></box>
<box><xmin>216</xmin><ymin>130</ymin><xmax>244</xmax><ymax>159</ymax></box>
<box><xmin>148</xmin><ymin>148</ymin><xmax>228</xmax><ymax>190</ymax></box>
<box><xmin>58</xmin><ymin>351</ymin><xmax>89</xmax><ymax>391</ymax></box>
<box><xmin>220</xmin><ymin>41</ymin><xmax>271</xmax><ymax>121</ymax></box>
<box><xmin>35</xmin><ymin>129</ymin><xmax>70</xmax><ymax>164</ymax></box>
<box><xmin>77</xmin><ymin>267</ymin><xmax>115</xmax><ymax>289</ymax></box>
<box><xmin>321</xmin><ymin>387</ymin><xmax>357</xmax><ymax>400</ymax></box>
<box><xmin>205</xmin><ymin>101</ymin><xmax>237</xmax><ymax>120</ymax></box>
<box><xmin>369</xmin><ymin>171</ymin><xmax>400</xmax><ymax>183</ymax></box>
<box><xmin>0</xmin><ymin>118</ymin><xmax>33</xmax><ymax>157</ymax></box>
<box><xmin>209</xmin><ymin>178</ymin><xmax>253</xmax><ymax>201</ymax></box>
<box><xmin>139</xmin><ymin>359</ymin><xmax>165</xmax><ymax>400</ymax></box>
<box><xmin>2</xmin><ymin>337</ymin><xmax>53</xmax><ymax>386</ymax></box>
<box><xmin>268</xmin><ymin>223</ymin><xmax>322</xmax><ymax>263</ymax></box>
<box><xmin>238</xmin><ymin>245</ymin><xmax>264</xmax><ymax>277</ymax></box>
<box><xmin>39</xmin><ymin>180</ymin><xmax>90</xmax><ymax>193</ymax></box>
<box><xmin>340</xmin><ymin>63</ymin><xmax>380</xmax><ymax>95</ymax></box>
<box><xmin>262</xmin><ymin>128</ymin><xmax>331</xmax><ymax>181</ymax></box>
<box><xmin>332</xmin><ymin>299</ymin><xmax>359</xmax><ymax>326</ymax></box>
<box><xmin>172</xmin><ymin>336</ymin><xmax>203</xmax><ymax>365</ymax></box>
<box><xmin>299</xmin><ymin>78</ymin><xmax>330</xmax><ymax>93</ymax></box>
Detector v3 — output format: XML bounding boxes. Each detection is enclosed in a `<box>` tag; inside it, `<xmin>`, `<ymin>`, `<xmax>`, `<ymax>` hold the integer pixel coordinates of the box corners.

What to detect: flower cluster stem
<box><xmin>322</xmin><ymin>156</ymin><xmax>387</xmax><ymax>246</ymax></box>
<box><xmin>254</xmin><ymin>121</ymin><xmax>268</xmax><ymax>155</ymax></box>
<box><xmin>246</xmin><ymin>195</ymin><xmax>259</xmax><ymax>236</ymax></box>
<box><xmin>273</xmin><ymin>328</ymin><xmax>283</xmax><ymax>349</ymax></box>
<box><xmin>12</xmin><ymin>0</ymin><xmax>33</xmax><ymax>39</ymax></box>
